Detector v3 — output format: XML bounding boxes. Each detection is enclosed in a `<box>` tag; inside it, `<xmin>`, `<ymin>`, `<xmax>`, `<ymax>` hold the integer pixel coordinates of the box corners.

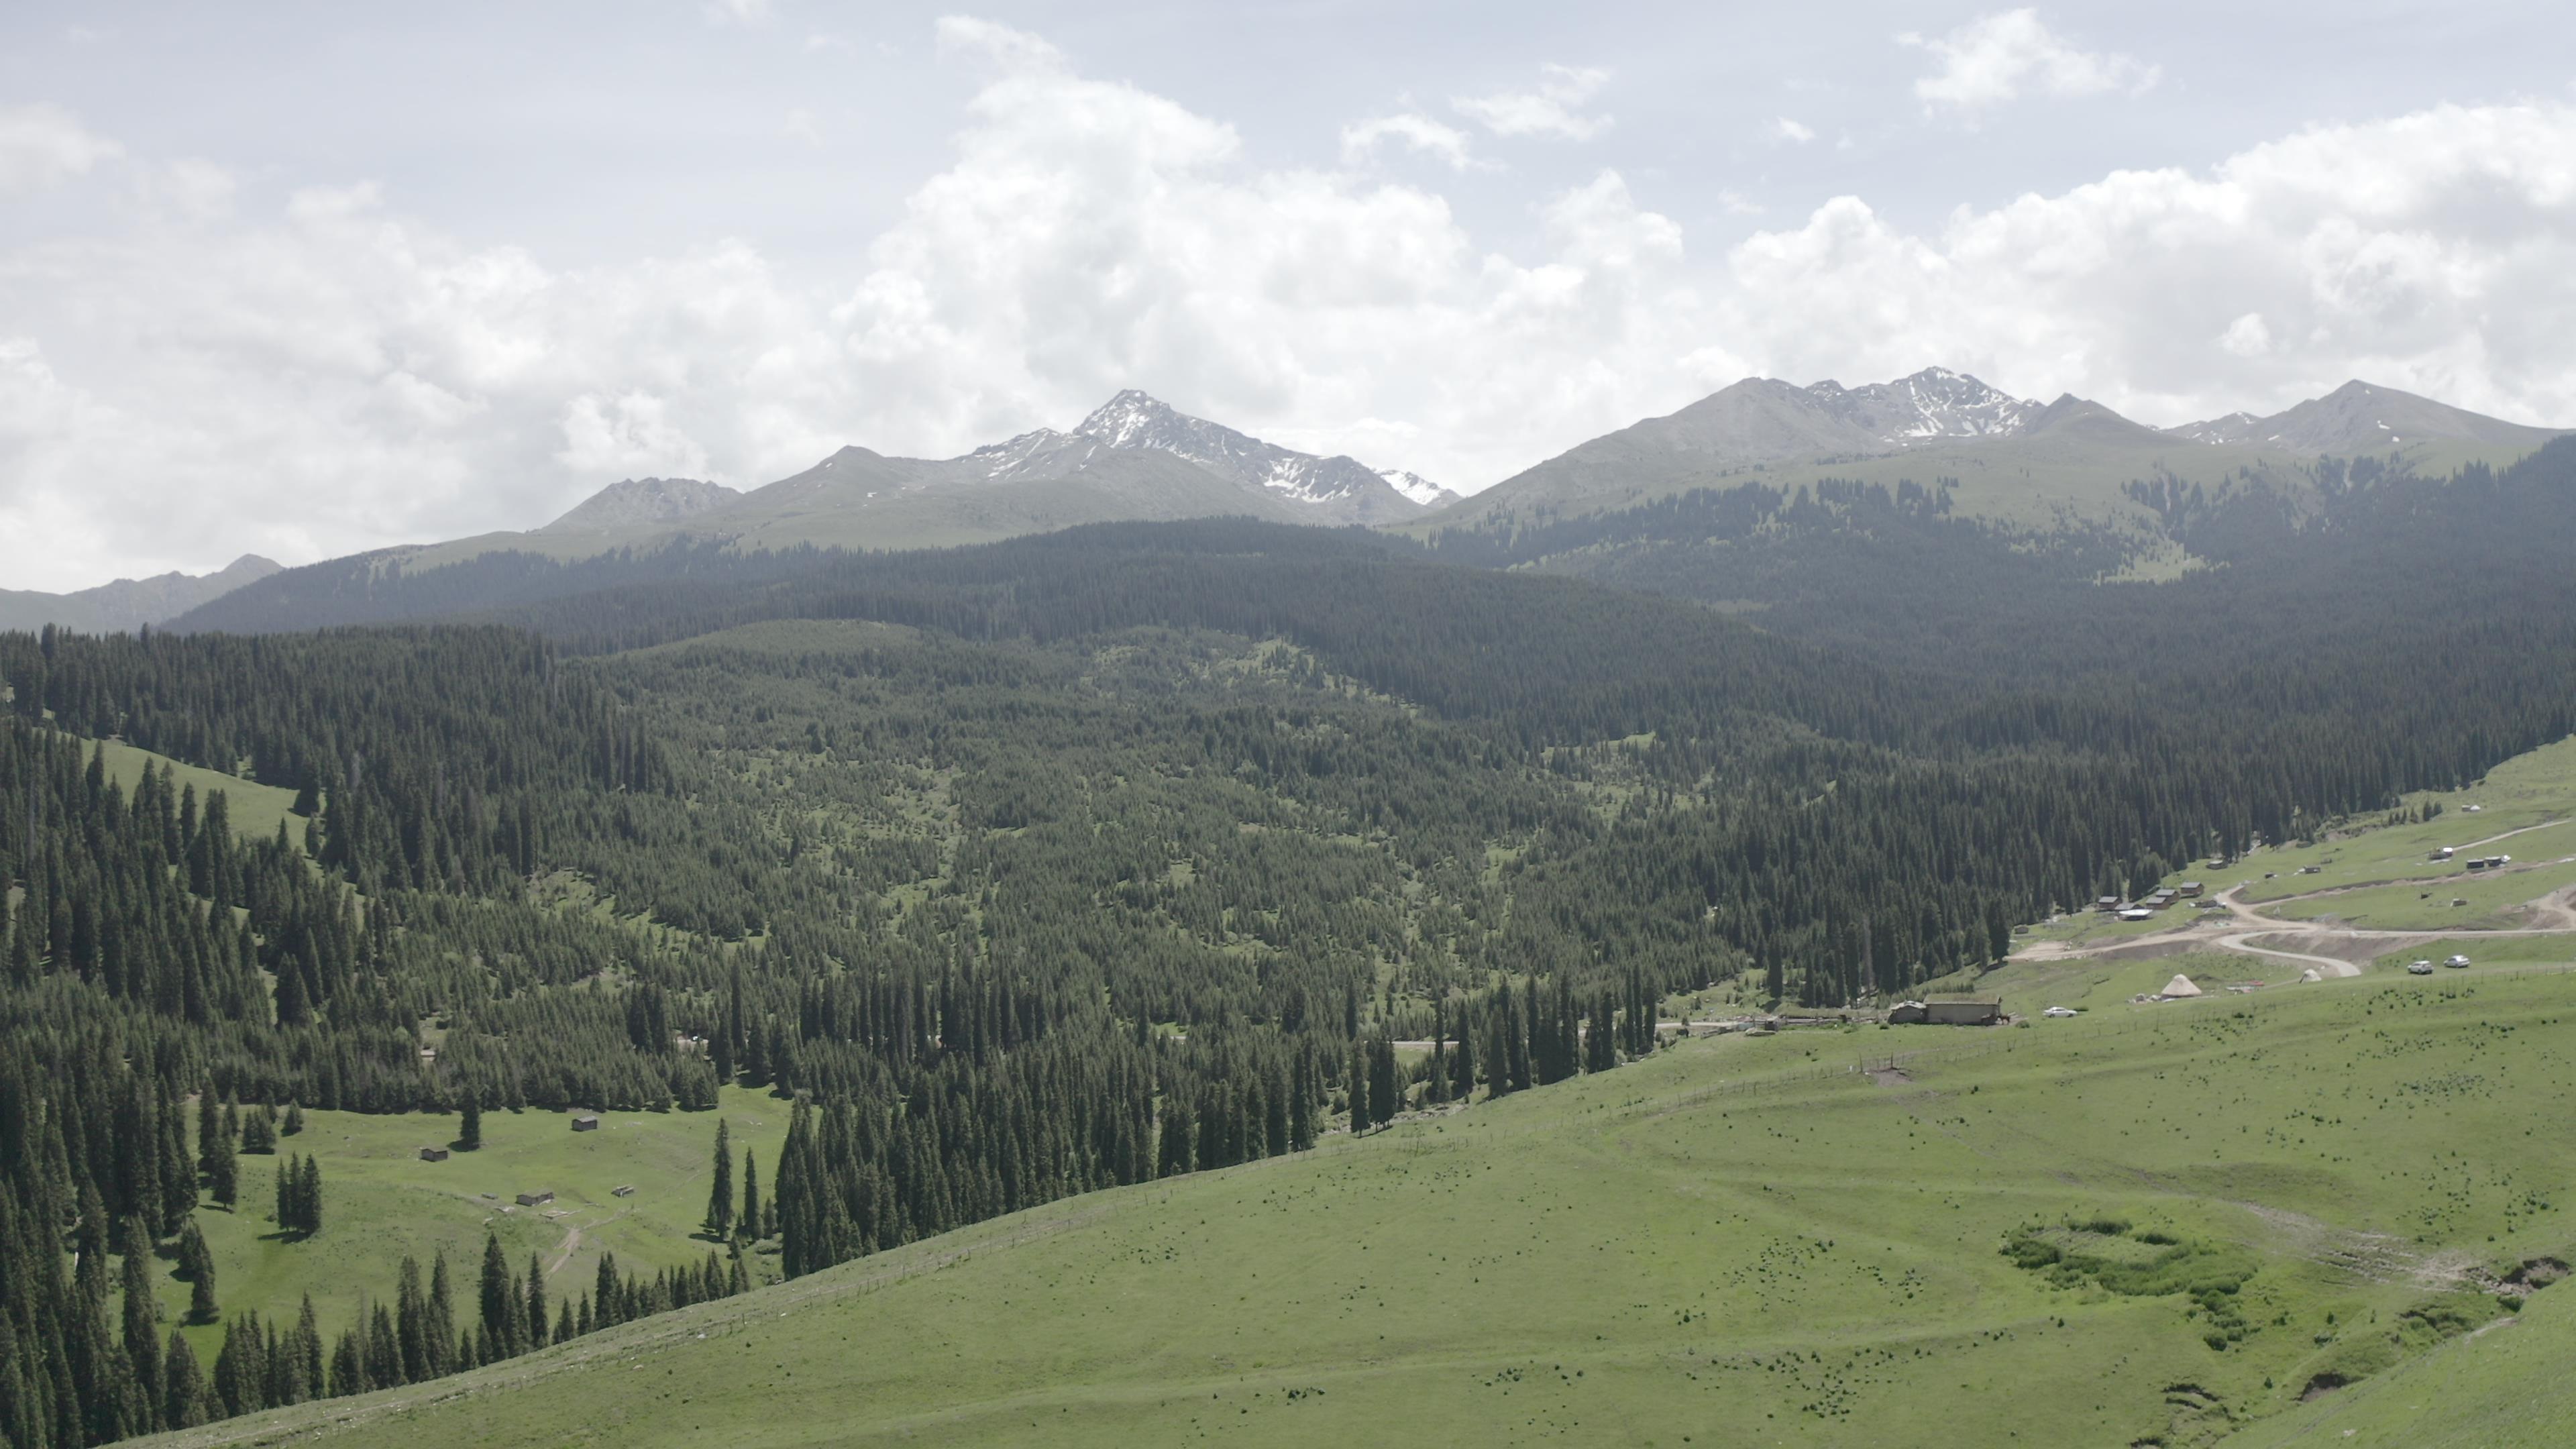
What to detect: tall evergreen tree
<box><xmin>705</xmin><ymin>1118</ymin><xmax>734</xmax><ymax>1240</ymax></box>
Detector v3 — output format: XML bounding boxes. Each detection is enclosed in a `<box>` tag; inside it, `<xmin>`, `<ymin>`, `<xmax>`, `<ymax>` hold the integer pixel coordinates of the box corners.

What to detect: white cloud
<box><xmin>1340</xmin><ymin>113</ymin><xmax>1481</xmax><ymax>171</ymax></box>
<box><xmin>2219</xmin><ymin>312</ymin><xmax>2273</xmax><ymax>358</ymax></box>
<box><xmin>6</xmin><ymin>38</ymin><xmax>2576</xmax><ymax>590</ymax></box>
<box><xmin>1772</xmin><ymin>117</ymin><xmax>1817</xmax><ymax>144</ymax></box>
<box><xmin>1454</xmin><ymin>63</ymin><xmax>1614</xmax><ymax>141</ymax></box>
<box><xmin>0</xmin><ymin>103</ymin><xmax>123</xmax><ymax>194</ymax></box>
<box><xmin>703</xmin><ymin>0</ymin><xmax>772</xmax><ymax>25</ymax></box>
<box><xmin>783</xmin><ymin>107</ymin><xmax>823</xmax><ymax>146</ymax></box>
<box><xmin>1902</xmin><ymin>9</ymin><xmax>2159</xmax><ymax>113</ymax></box>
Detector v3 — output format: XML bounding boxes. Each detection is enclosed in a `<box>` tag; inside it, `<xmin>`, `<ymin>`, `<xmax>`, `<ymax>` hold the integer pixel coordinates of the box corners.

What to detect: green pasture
<box><xmin>2264</xmin><ymin>856</ymin><xmax>2576</xmax><ymax>932</ymax></box>
<box><xmin>151</xmin><ymin>970</ymin><xmax>2576</xmax><ymax>1449</ymax></box>
<box><xmin>2369</xmin><ymin>936</ymin><xmax>2576</xmax><ymax>972</ymax></box>
<box><xmin>148</xmin><ymin>1089</ymin><xmax>787</xmax><ymax>1358</ymax></box>
<box><xmin>89</xmin><ymin>735</ymin><xmax>309</xmax><ymax>847</ymax></box>
<box><xmin>2225</xmin><ymin>735</ymin><xmax>2576</xmax><ymax>904</ymax></box>
<box><xmin>1964</xmin><ymin>948</ymin><xmax>2278</xmax><ymax>1018</ymax></box>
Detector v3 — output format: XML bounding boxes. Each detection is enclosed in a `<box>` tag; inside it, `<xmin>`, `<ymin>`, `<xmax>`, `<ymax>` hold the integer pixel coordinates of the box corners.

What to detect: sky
<box><xmin>3</xmin><ymin>1</ymin><xmax>2575</xmax><ymax>591</ymax></box>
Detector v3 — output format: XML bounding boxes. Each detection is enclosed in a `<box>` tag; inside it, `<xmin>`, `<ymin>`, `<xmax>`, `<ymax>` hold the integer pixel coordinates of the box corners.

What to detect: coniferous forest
<box><xmin>4</xmin><ymin>441</ymin><xmax>2576</xmax><ymax>1442</ymax></box>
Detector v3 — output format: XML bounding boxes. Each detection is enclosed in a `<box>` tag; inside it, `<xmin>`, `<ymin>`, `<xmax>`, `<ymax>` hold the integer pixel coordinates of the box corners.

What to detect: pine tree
<box><xmin>208</xmin><ymin>1110</ymin><xmax>239</xmax><ymax>1211</ymax></box>
<box><xmin>478</xmin><ymin>1233</ymin><xmax>517</xmax><ymax>1358</ymax></box>
<box><xmin>1368</xmin><ymin>1036</ymin><xmax>1399</xmax><ymax>1129</ymax></box>
<box><xmin>459</xmin><ymin>1091</ymin><xmax>482</xmax><ymax>1152</ymax></box>
<box><xmin>1346</xmin><ymin>1040</ymin><xmax>1370</xmax><ymax>1132</ymax></box>
<box><xmin>295</xmin><ymin>1295</ymin><xmax>325</xmax><ymax>1400</ymax></box>
<box><xmin>162</xmin><ymin>1330</ymin><xmax>208</xmax><ymax>1430</ymax></box>
<box><xmin>395</xmin><ymin>1256</ymin><xmax>429</xmax><ymax>1383</ymax></box>
<box><xmin>706</xmin><ymin>1118</ymin><xmax>734</xmax><ymax>1240</ymax></box>
<box><xmin>299</xmin><ymin>1157</ymin><xmax>323</xmax><ymax>1235</ymax></box>
<box><xmin>524</xmin><ymin>1254</ymin><xmax>549</xmax><ymax>1351</ymax></box>
<box><xmin>119</xmin><ymin>1218</ymin><xmax>164</xmax><ymax>1434</ymax></box>
<box><xmin>282</xmin><ymin>1102</ymin><xmax>305</xmax><ymax>1136</ymax></box>
<box><xmin>739</xmin><ymin>1148</ymin><xmax>760</xmax><ymax>1240</ymax></box>
<box><xmin>425</xmin><ymin>1252</ymin><xmax>458</xmax><ymax>1379</ymax></box>
<box><xmin>178</xmin><ymin>1219</ymin><xmax>219</xmax><ymax>1323</ymax></box>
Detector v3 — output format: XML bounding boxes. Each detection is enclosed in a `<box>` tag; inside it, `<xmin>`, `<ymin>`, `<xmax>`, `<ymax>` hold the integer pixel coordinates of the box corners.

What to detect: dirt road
<box><xmin>2019</xmin><ymin>850</ymin><xmax>2576</xmax><ymax>981</ymax></box>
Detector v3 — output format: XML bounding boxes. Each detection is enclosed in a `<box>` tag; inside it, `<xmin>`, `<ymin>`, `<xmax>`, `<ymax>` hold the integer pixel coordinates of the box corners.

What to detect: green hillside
<box><xmin>152</xmin><ymin>1092</ymin><xmax>784</xmax><ymax>1365</ymax></box>
<box><xmin>149</xmin><ymin>967</ymin><xmax>2576</xmax><ymax>1449</ymax></box>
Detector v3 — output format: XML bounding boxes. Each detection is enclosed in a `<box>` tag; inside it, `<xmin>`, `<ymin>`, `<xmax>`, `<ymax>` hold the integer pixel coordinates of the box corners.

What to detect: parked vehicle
<box><xmin>2444</xmin><ymin>954</ymin><xmax>2472</xmax><ymax>969</ymax></box>
<box><xmin>2406</xmin><ymin>961</ymin><xmax>2435</xmax><ymax>975</ymax></box>
<box><xmin>2043</xmin><ymin>1006</ymin><xmax>2080</xmax><ymax>1018</ymax></box>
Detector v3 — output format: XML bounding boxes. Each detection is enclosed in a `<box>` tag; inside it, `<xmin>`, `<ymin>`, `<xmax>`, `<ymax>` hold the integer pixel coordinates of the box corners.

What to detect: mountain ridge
<box><xmin>0</xmin><ymin>553</ymin><xmax>283</xmax><ymax>633</ymax></box>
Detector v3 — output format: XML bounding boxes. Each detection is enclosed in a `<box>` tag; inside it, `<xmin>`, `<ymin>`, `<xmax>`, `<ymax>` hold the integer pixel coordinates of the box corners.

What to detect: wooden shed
<box><xmin>1923</xmin><ymin>1000</ymin><xmax>2002</xmax><ymax>1026</ymax></box>
<box><xmin>516</xmin><ymin>1191</ymin><xmax>554</xmax><ymax>1207</ymax></box>
<box><xmin>572</xmin><ymin>1115</ymin><xmax>600</xmax><ymax>1132</ymax></box>
<box><xmin>419</xmin><ymin>1146</ymin><xmax>449</xmax><ymax>1163</ymax></box>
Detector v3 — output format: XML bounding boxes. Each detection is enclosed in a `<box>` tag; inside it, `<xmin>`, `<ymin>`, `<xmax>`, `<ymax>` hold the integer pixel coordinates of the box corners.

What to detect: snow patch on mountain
<box><xmin>1377</xmin><ymin>468</ymin><xmax>1458</xmax><ymax>508</ymax></box>
<box><xmin>1803</xmin><ymin>367</ymin><xmax>2041</xmax><ymax>445</ymax></box>
<box><xmin>1070</xmin><ymin>390</ymin><xmax>1438</xmax><ymax>523</ymax></box>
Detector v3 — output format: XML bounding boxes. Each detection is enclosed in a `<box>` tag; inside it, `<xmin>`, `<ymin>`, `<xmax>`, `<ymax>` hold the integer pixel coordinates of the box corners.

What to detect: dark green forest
<box><xmin>5</xmin><ymin>439</ymin><xmax>2575</xmax><ymax>1444</ymax></box>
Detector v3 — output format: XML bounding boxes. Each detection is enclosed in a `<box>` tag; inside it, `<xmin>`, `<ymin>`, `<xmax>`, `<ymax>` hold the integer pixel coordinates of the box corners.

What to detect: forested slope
<box><xmin>4</xmin><ymin>441</ymin><xmax>2575</xmax><ymax>1444</ymax></box>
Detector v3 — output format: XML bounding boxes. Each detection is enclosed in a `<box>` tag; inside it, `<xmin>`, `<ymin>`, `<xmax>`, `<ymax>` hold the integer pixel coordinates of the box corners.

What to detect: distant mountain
<box><xmin>539</xmin><ymin>477</ymin><xmax>740</xmax><ymax>533</ymax></box>
<box><xmin>1418</xmin><ymin>370</ymin><xmax>2569</xmax><ymax>538</ymax></box>
<box><xmin>2167</xmin><ymin>380</ymin><xmax>2567</xmax><ymax>453</ymax></box>
<box><xmin>0</xmin><ymin>554</ymin><xmax>282</xmax><ymax>633</ymax></box>
<box><xmin>404</xmin><ymin>390</ymin><xmax>1440</xmax><ymax>570</ymax></box>
<box><xmin>1377</xmin><ymin>469</ymin><xmax>1458</xmax><ymax>508</ymax></box>
<box><xmin>1069</xmin><ymin>390</ymin><xmax>1446</xmax><ymax>524</ymax></box>
<box><xmin>1805</xmin><ymin>367</ymin><xmax>2042</xmax><ymax>443</ymax></box>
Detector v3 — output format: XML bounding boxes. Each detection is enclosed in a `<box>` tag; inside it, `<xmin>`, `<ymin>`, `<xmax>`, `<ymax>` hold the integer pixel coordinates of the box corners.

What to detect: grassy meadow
<box><xmin>146</xmin><ymin>967</ymin><xmax>2576</xmax><ymax>1449</ymax></box>
<box><xmin>149</xmin><ymin>1091</ymin><xmax>785</xmax><ymax>1359</ymax></box>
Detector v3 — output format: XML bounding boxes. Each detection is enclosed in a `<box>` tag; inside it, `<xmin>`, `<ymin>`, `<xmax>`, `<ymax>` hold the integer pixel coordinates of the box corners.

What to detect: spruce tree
<box><xmin>162</xmin><ymin>1330</ymin><xmax>208</xmax><ymax>1430</ymax></box>
<box><xmin>179</xmin><ymin>1219</ymin><xmax>219</xmax><ymax>1323</ymax></box>
<box><xmin>705</xmin><ymin>1118</ymin><xmax>734</xmax><ymax>1239</ymax></box>
<box><xmin>208</xmin><ymin>1114</ymin><xmax>238</xmax><ymax>1210</ymax></box>
<box><xmin>478</xmin><ymin>1233</ymin><xmax>517</xmax><ymax>1358</ymax></box>
<box><xmin>524</xmin><ymin>1254</ymin><xmax>548</xmax><ymax>1351</ymax></box>
<box><xmin>739</xmin><ymin>1148</ymin><xmax>760</xmax><ymax>1240</ymax></box>
<box><xmin>396</xmin><ymin>1256</ymin><xmax>429</xmax><ymax>1383</ymax></box>
<box><xmin>459</xmin><ymin>1091</ymin><xmax>482</xmax><ymax>1152</ymax></box>
<box><xmin>1346</xmin><ymin>1040</ymin><xmax>1370</xmax><ymax>1132</ymax></box>
<box><xmin>119</xmin><ymin>1218</ymin><xmax>164</xmax><ymax>1434</ymax></box>
<box><xmin>425</xmin><ymin>1252</ymin><xmax>458</xmax><ymax>1378</ymax></box>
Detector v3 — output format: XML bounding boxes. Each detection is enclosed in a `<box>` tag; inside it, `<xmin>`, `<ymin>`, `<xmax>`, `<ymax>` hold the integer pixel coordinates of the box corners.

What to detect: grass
<box><xmin>2371</xmin><ymin>936</ymin><xmax>2576</xmax><ymax>971</ymax></box>
<box><xmin>1956</xmin><ymin>949</ymin><xmax>2277</xmax><ymax>1018</ymax></box>
<box><xmin>146</xmin><ymin>1089</ymin><xmax>787</xmax><ymax>1360</ymax></box>
<box><xmin>2265</xmin><ymin>857</ymin><xmax>2576</xmax><ymax>932</ymax></box>
<box><xmin>148</xmin><ymin>967</ymin><xmax>2576</xmax><ymax>1449</ymax></box>
<box><xmin>2225</xmin><ymin>735</ymin><xmax>2576</xmax><ymax>905</ymax></box>
<box><xmin>88</xmin><ymin>735</ymin><xmax>309</xmax><ymax>847</ymax></box>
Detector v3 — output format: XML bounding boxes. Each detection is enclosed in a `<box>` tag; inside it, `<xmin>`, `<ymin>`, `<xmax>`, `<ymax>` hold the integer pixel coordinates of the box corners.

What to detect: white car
<box><xmin>2406</xmin><ymin>961</ymin><xmax>2434</xmax><ymax>975</ymax></box>
<box><xmin>2444</xmin><ymin>954</ymin><xmax>2472</xmax><ymax>969</ymax></box>
<box><xmin>2042</xmin><ymin>1006</ymin><xmax>2080</xmax><ymax>1018</ymax></box>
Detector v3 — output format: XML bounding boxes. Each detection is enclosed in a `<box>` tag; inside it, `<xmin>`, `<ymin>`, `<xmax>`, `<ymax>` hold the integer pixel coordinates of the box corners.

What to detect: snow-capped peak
<box><xmin>1377</xmin><ymin>468</ymin><xmax>1458</xmax><ymax>508</ymax></box>
<box><xmin>1804</xmin><ymin>367</ymin><xmax>2040</xmax><ymax>445</ymax></box>
<box><xmin>1067</xmin><ymin>389</ymin><xmax>1443</xmax><ymax>522</ymax></box>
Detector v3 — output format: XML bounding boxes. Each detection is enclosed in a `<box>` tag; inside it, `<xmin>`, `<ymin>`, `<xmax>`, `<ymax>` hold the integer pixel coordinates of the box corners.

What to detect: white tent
<box><xmin>2299</xmin><ymin>968</ymin><xmax>2322</xmax><ymax>983</ymax></box>
<box><xmin>2159</xmin><ymin>974</ymin><xmax>2204</xmax><ymax>998</ymax></box>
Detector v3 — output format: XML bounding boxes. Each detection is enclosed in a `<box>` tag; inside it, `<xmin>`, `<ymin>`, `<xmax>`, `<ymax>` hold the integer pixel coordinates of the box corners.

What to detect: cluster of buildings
<box><xmin>2094</xmin><ymin>881</ymin><xmax>2204</xmax><ymax>922</ymax></box>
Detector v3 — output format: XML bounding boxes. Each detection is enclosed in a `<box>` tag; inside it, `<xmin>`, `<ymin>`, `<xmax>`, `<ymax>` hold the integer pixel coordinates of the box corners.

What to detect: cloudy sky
<box><xmin>3</xmin><ymin>1</ymin><xmax>2573</xmax><ymax>591</ymax></box>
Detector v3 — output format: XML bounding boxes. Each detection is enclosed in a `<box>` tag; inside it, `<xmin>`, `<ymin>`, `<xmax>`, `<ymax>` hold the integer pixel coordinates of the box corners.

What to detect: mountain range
<box><xmin>1417</xmin><ymin>370</ymin><xmax>2565</xmax><ymax>537</ymax></box>
<box><xmin>7</xmin><ymin>373</ymin><xmax>2566</xmax><ymax>635</ymax></box>
<box><xmin>0</xmin><ymin>553</ymin><xmax>282</xmax><ymax>634</ymax></box>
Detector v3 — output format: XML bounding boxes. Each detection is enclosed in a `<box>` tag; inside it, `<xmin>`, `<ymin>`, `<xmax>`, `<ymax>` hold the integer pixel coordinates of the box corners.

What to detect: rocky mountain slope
<box><xmin>537</xmin><ymin>477</ymin><xmax>741</xmax><ymax>533</ymax></box>
<box><xmin>2167</xmin><ymin>379</ymin><xmax>2567</xmax><ymax>452</ymax></box>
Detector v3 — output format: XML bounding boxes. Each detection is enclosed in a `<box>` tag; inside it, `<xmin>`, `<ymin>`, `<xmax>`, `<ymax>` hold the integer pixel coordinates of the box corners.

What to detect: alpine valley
<box><xmin>7</xmin><ymin>368</ymin><xmax>2576</xmax><ymax>1449</ymax></box>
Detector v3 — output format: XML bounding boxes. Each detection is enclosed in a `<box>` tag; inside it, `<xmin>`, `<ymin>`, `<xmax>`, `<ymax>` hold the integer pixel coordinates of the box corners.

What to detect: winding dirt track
<box><xmin>2021</xmin><ymin>826</ymin><xmax>2576</xmax><ymax>980</ymax></box>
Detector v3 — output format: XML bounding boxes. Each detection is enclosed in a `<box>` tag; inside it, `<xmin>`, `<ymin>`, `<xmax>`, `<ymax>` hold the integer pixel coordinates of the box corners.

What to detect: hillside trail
<box><xmin>2022</xmin><ymin>861</ymin><xmax>2576</xmax><ymax>980</ymax></box>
